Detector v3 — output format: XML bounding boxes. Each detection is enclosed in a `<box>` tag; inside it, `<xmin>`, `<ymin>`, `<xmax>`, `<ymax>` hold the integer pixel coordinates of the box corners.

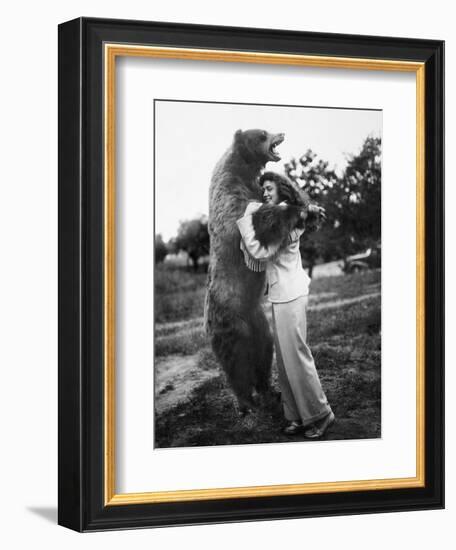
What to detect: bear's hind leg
<box><xmin>211</xmin><ymin>318</ymin><xmax>257</xmax><ymax>415</ymax></box>
<box><xmin>251</xmin><ymin>308</ymin><xmax>276</xmax><ymax>404</ymax></box>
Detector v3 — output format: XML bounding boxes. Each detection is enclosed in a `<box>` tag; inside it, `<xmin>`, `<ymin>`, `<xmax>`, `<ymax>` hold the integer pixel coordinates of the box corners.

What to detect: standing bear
<box><xmin>204</xmin><ymin>129</ymin><xmax>307</xmax><ymax>415</ymax></box>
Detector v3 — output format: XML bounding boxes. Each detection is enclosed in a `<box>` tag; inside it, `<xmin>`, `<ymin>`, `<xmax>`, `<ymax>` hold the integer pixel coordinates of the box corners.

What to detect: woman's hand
<box><xmin>300</xmin><ymin>204</ymin><xmax>326</xmax><ymax>222</ymax></box>
<box><xmin>309</xmin><ymin>204</ymin><xmax>326</xmax><ymax>220</ymax></box>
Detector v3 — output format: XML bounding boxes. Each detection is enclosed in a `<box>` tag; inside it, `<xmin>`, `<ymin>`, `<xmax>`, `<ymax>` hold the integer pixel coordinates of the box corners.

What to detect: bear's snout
<box><xmin>268</xmin><ymin>132</ymin><xmax>285</xmax><ymax>161</ymax></box>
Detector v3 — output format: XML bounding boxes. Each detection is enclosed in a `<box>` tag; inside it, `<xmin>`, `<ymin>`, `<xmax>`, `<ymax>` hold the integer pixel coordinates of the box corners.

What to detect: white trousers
<box><xmin>272</xmin><ymin>295</ymin><xmax>332</xmax><ymax>426</ymax></box>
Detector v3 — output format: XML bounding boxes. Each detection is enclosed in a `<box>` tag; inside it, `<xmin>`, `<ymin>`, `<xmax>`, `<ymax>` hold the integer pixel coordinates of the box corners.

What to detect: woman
<box><xmin>236</xmin><ymin>172</ymin><xmax>335</xmax><ymax>438</ymax></box>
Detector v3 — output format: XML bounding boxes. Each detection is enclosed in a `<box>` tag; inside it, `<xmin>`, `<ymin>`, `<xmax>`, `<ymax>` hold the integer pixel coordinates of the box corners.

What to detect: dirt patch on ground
<box><xmin>155</xmin><ymin>354</ymin><xmax>217</xmax><ymax>416</ymax></box>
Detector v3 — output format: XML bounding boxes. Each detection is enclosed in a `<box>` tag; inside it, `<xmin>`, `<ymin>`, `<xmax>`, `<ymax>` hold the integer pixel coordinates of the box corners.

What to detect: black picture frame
<box><xmin>58</xmin><ymin>17</ymin><xmax>444</xmax><ymax>532</ymax></box>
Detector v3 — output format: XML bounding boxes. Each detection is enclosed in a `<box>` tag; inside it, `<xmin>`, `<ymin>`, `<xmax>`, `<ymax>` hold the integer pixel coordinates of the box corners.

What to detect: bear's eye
<box><xmin>261</xmin><ymin>131</ymin><xmax>267</xmax><ymax>141</ymax></box>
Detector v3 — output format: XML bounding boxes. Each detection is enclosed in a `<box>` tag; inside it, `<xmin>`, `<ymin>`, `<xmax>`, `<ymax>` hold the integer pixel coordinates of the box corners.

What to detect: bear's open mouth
<box><xmin>268</xmin><ymin>134</ymin><xmax>285</xmax><ymax>161</ymax></box>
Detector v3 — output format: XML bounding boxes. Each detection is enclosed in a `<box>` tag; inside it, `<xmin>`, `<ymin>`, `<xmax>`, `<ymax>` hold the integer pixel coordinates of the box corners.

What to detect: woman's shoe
<box><xmin>283</xmin><ymin>421</ymin><xmax>303</xmax><ymax>435</ymax></box>
<box><xmin>304</xmin><ymin>411</ymin><xmax>335</xmax><ymax>439</ymax></box>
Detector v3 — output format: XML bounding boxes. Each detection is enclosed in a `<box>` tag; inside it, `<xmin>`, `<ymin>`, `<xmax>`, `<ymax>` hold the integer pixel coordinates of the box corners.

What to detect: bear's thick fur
<box><xmin>204</xmin><ymin>129</ymin><xmax>306</xmax><ymax>414</ymax></box>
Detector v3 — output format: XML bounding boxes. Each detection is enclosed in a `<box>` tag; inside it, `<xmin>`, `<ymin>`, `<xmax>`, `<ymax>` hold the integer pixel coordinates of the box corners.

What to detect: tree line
<box><xmin>155</xmin><ymin>136</ymin><xmax>381</xmax><ymax>273</ymax></box>
<box><xmin>155</xmin><ymin>216</ymin><xmax>209</xmax><ymax>271</ymax></box>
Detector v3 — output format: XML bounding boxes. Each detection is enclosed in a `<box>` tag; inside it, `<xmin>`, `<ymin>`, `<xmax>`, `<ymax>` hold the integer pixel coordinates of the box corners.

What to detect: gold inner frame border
<box><xmin>103</xmin><ymin>44</ymin><xmax>426</xmax><ymax>506</ymax></box>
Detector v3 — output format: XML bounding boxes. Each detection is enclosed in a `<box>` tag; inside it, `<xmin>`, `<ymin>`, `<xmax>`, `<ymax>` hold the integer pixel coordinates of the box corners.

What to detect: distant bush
<box><xmin>155</xmin><ymin>234</ymin><xmax>168</xmax><ymax>263</ymax></box>
<box><xmin>173</xmin><ymin>216</ymin><xmax>209</xmax><ymax>272</ymax></box>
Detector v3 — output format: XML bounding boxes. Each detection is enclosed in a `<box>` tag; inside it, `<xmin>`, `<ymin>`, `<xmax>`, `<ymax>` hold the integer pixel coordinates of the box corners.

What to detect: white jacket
<box><xmin>236</xmin><ymin>202</ymin><xmax>310</xmax><ymax>303</ymax></box>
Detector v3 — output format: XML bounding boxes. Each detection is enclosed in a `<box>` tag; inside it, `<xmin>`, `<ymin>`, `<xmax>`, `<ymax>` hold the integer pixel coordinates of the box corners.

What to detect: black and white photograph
<box><xmin>154</xmin><ymin>100</ymin><xmax>382</xmax><ymax>448</ymax></box>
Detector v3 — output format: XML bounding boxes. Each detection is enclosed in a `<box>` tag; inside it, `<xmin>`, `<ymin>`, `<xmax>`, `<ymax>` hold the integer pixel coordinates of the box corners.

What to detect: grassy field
<box><xmin>154</xmin><ymin>263</ymin><xmax>381</xmax><ymax>448</ymax></box>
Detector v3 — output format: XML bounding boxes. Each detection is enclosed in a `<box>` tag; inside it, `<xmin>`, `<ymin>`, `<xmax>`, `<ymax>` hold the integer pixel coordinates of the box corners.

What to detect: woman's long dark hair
<box><xmin>258</xmin><ymin>171</ymin><xmax>309</xmax><ymax>207</ymax></box>
<box><xmin>258</xmin><ymin>171</ymin><xmax>319</xmax><ymax>233</ymax></box>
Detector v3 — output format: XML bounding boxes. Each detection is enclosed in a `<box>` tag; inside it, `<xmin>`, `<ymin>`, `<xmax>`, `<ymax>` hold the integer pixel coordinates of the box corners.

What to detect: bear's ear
<box><xmin>234</xmin><ymin>129</ymin><xmax>243</xmax><ymax>142</ymax></box>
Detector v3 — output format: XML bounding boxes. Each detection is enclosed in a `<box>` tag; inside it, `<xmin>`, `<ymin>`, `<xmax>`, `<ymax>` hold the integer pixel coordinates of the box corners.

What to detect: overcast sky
<box><xmin>155</xmin><ymin>101</ymin><xmax>382</xmax><ymax>240</ymax></box>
